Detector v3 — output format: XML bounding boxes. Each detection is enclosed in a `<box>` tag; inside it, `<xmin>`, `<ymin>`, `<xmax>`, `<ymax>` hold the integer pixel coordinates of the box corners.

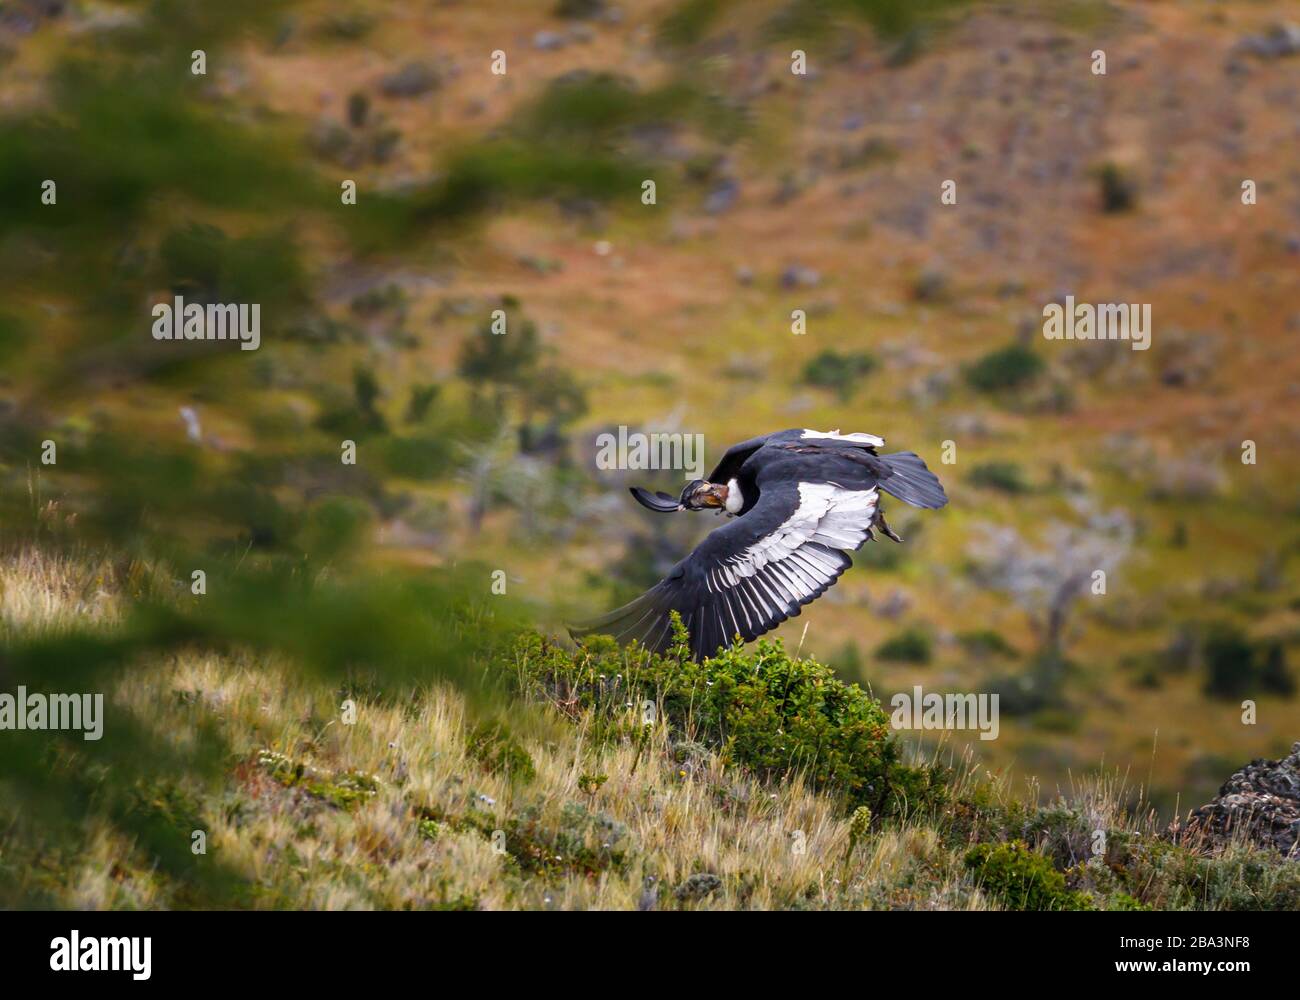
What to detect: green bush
<box><xmin>875</xmin><ymin>627</ymin><xmax>932</xmax><ymax>664</ymax></box>
<box><xmin>800</xmin><ymin>349</ymin><xmax>878</xmax><ymax>400</ymax></box>
<box><xmin>957</xmin><ymin>629</ymin><xmax>1018</xmax><ymax>659</ymax></box>
<box><xmin>466</xmin><ymin>720</ymin><xmax>537</xmax><ymax>783</ymax></box>
<box><xmin>458</xmin><ymin>319</ymin><xmax>542</xmax><ymax>386</ymax></box>
<box><xmin>555</xmin><ymin>0</ymin><xmax>606</xmax><ymax>18</ymax></box>
<box><xmin>964</xmin><ymin>343</ymin><xmax>1044</xmax><ymax>393</ymax></box>
<box><xmin>1202</xmin><ymin>624</ymin><xmax>1296</xmax><ymax>699</ymax></box>
<box><xmin>964</xmin><ymin>840</ymin><xmax>1092</xmax><ymax>910</ymax></box>
<box><xmin>1095</xmin><ymin>161</ymin><xmax>1137</xmax><ymax>213</ymax></box>
<box><xmin>510</xmin><ymin>616</ymin><xmax>944</xmax><ymax>816</ymax></box>
<box><xmin>1203</xmin><ymin>624</ymin><xmax>1255</xmax><ymax>699</ymax></box>
<box><xmin>1260</xmin><ymin>644</ymin><xmax>1296</xmax><ymax>697</ymax></box>
<box><xmin>658</xmin><ymin>0</ymin><xmax>725</xmax><ymax>46</ymax></box>
<box><xmin>968</xmin><ymin>461</ymin><xmax>1029</xmax><ymax>494</ymax></box>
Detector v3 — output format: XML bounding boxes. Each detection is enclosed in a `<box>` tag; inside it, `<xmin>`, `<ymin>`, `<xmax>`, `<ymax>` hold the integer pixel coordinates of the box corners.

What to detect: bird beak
<box><xmin>629</xmin><ymin>487</ymin><xmax>684</xmax><ymax>513</ymax></box>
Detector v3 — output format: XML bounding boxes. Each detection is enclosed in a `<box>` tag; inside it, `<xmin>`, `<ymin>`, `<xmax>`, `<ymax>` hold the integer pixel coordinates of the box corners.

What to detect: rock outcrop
<box><xmin>1175</xmin><ymin>742</ymin><xmax>1300</xmax><ymax>858</ymax></box>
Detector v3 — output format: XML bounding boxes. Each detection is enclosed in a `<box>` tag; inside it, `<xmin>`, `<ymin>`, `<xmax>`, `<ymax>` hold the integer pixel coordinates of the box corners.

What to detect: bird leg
<box><xmin>872</xmin><ymin>507</ymin><xmax>904</xmax><ymax>543</ymax></box>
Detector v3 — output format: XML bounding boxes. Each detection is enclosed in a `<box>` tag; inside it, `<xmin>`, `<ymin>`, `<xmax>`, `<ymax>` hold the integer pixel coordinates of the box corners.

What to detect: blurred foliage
<box><xmin>0</xmin><ymin>0</ymin><xmax>727</xmax><ymax>906</ymax></box>
<box><xmin>969</xmin><ymin>461</ymin><xmax>1030</xmax><ymax>494</ymax></box>
<box><xmin>658</xmin><ymin>0</ymin><xmax>729</xmax><ymax>47</ymax></box>
<box><xmin>459</xmin><ymin>319</ymin><xmax>544</xmax><ymax>388</ymax></box>
<box><xmin>874</xmin><ymin>626</ymin><xmax>932</xmax><ymax>664</ymax></box>
<box><xmin>964</xmin><ymin>342</ymin><xmax>1045</xmax><ymax>393</ymax></box>
<box><xmin>957</xmin><ymin>629</ymin><xmax>1019</xmax><ymax>660</ymax></box>
<box><xmin>1095</xmin><ymin>161</ymin><xmax>1138</xmax><ymax>214</ymax></box>
<box><xmin>659</xmin><ymin>0</ymin><xmax>970</xmax><ymax>48</ymax></box>
<box><xmin>799</xmin><ymin>348</ymin><xmax>877</xmax><ymax>400</ymax></box>
<box><xmin>768</xmin><ymin>0</ymin><xmax>969</xmax><ymax>43</ymax></box>
<box><xmin>1201</xmin><ymin>624</ymin><xmax>1294</xmax><ymax>701</ymax></box>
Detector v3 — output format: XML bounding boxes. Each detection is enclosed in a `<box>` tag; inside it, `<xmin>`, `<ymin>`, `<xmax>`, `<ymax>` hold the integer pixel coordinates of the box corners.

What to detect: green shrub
<box><xmin>1202</xmin><ymin>624</ymin><xmax>1295</xmax><ymax>700</ymax></box>
<box><xmin>911</xmin><ymin>267</ymin><xmax>949</xmax><ymax>302</ymax></box>
<box><xmin>957</xmin><ymin>629</ymin><xmax>1018</xmax><ymax>659</ymax></box>
<box><xmin>1203</xmin><ymin>624</ymin><xmax>1254</xmax><ymax>699</ymax></box>
<box><xmin>1114</xmin><ymin>837</ymin><xmax>1300</xmax><ymax>911</ymax></box>
<box><xmin>968</xmin><ymin>461</ymin><xmax>1029</xmax><ymax>494</ymax></box>
<box><xmin>1108</xmin><ymin>892</ymin><xmax>1151</xmax><ymax>911</ymax></box>
<box><xmin>510</xmin><ymin>616</ymin><xmax>944</xmax><ymax>816</ymax></box>
<box><xmin>658</xmin><ymin>0</ymin><xmax>726</xmax><ymax>47</ymax></box>
<box><xmin>964</xmin><ymin>840</ymin><xmax>1092</xmax><ymax>910</ymax></box>
<box><xmin>378</xmin><ymin>433</ymin><xmax>455</xmax><ymax>480</ymax></box>
<box><xmin>800</xmin><ymin>349</ymin><xmax>878</xmax><ymax>400</ymax></box>
<box><xmin>1095</xmin><ymin>161</ymin><xmax>1137</xmax><ymax>213</ymax></box>
<box><xmin>964</xmin><ymin>343</ymin><xmax>1044</xmax><ymax>393</ymax></box>
<box><xmin>555</xmin><ymin>0</ymin><xmax>606</xmax><ymax>18</ymax></box>
<box><xmin>875</xmin><ymin>627</ymin><xmax>932</xmax><ymax>664</ymax></box>
<box><xmin>404</xmin><ymin>383</ymin><xmax>440</xmax><ymax>424</ymax></box>
<box><xmin>1259</xmin><ymin>643</ymin><xmax>1296</xmax><ymax>696</ymax></box>
<box><xmin>256</xmin><ymin>750</ymin><xmax>382</xmax><ymax>811</ymax></box>
<box><xmin>466</xmin><ymin>721</ymin><xmax>537</xmax><ymax>783</ymax></box>
<box><xmin>458</xmin><ymin>319</ymin><xmax>541</xmax><ymax>386</ymax></box>
<box><xmin>829</xmin><ymin>640</ymin><xmax>864</xmax><ymax>677</ymax></box>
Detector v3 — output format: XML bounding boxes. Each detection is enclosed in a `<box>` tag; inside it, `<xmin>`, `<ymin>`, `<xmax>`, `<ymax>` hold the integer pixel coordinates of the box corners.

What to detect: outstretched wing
<box><xmin>705</xmin><ymin>432</ymin><xmax>777</xmax><ymax>483</ymax></box>
<box><xmin>573</xmin><ymin>478</ymin><xmax>880</xmax><ymax>660</ymax></box>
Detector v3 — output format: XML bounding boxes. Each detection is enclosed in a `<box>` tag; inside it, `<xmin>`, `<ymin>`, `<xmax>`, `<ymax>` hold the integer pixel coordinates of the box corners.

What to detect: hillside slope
<box><xmin>1</xmin><ymin>552</ymin><xmax>1294</xmax><ymax>910</ymax></box>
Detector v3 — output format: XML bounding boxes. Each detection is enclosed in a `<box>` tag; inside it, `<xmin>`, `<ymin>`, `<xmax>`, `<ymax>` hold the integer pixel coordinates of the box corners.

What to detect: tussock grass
<box><xmin>1</xmin><ymin>551</ymin><xmax>1295</xmax><ymax>910</ymax></box>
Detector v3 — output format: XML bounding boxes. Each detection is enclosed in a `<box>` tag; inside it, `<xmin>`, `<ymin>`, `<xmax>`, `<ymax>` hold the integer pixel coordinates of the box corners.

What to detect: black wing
<box><xmin>765</xmin><ymin>434</ymin><xmax>948</xmax><ymax>510</ymax></box>
<box><xmin>573</xmin><ymin>477</ymin><xmax>882</xmax><ymax>661</ymax></box>
<box><xmin>707</xmin><ymin>429</ymin><xmax>889</xmax><ymax>483</ymax></box>
<box><xmin>706</xmin><ymin>432</ymin><xmax>778</xmax><ymax>483</ymax></box>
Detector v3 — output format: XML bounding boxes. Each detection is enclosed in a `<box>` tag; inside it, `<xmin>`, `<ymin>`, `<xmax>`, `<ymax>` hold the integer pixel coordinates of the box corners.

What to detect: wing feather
<box><xmin>572</xmin><ymin>480</ymin><xmax>879</xmax><ymax>660</ymax></box>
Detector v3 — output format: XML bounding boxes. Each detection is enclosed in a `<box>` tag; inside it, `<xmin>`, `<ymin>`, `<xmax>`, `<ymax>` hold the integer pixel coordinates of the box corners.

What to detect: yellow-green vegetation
<box><xmin>2</xmin><ymin>0</ymin><xmax>1298</xmax><ymax>906</ymax></box>
<box><xmin>963</xmin><ymin>840</ymin><xmax>1092</xmax><ymax>911</ymax></box>
<box><xmin>2</xmin><ymin>552</ymin><xmax>1297</xmax><ymax>911</ymax></box>
<box><xmin>512</xmin><ymin>616</ymin><xmax>947</xmax><ymax>816</ymax></box>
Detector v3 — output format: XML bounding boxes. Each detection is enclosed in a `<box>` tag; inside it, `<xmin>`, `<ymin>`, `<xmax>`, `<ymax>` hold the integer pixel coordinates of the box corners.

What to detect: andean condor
<box><xmin>573</xmin><ymin>428</ymin><xmax>948</xmax><ymax>661</ymax></box>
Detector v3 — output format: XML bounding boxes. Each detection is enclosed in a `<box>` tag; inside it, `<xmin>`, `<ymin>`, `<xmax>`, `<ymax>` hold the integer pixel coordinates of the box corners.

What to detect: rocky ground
<box><xmin>1178</xmin><ymin>741</ymin><xmax>1300</xmax><ymax>858</ymax></box>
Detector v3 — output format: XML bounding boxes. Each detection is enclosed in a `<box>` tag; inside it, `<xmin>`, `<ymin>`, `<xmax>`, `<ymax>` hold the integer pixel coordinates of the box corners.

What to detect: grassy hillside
<box><xmin>232</xmin><ymin>0</ymin><xmax>1297</xmax><ymax>806</ymax></box>
<box><xmin>1</xmin><ymin>0</ymin><xmax>1298</xmax><ymax>907</ymax></box>
<box><xmin>2</xmin><ymin>551</ymin><xmax>1294</xmax><ymax>910</ymax></box>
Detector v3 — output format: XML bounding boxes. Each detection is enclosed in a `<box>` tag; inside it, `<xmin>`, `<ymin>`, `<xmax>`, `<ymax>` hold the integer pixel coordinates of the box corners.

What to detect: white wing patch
<box><xmin>704</xmin><ymin>482</ymin><xmax>879</xmax><ymax>632</ymax></box>
<box><xmin>800</xmin><ymin>427</ymin><xmax>885</xmax><ymax>448</ymax></box>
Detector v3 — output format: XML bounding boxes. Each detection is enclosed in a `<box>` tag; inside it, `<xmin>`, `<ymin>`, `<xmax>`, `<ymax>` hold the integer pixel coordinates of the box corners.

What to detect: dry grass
<box><xmin>0</xmin><ymin>551</ymin><xmax>1000</xmax><ymax>909</ymax></box>
<box><xmin>6</xmin><ymin>550</ymin><xmax>1297</xmax><ymax>911</ymax></box>
<box><xmin>0</xmin><ymin>548</ymin><xmax>120</xmax><ymax>636</ymax></box>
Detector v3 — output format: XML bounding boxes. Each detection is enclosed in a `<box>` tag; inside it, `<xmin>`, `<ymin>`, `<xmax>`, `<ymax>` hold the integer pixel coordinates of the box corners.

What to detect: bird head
<box><xmin>679</xmin><ymin>479</ymin><xmax>728</xmax><ymax>511</ymax></box>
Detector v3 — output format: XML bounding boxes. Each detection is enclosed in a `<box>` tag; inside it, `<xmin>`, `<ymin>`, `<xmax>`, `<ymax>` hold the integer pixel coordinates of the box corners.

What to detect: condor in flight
<box><xmin>574</xmin><ymin>429</ymin><xmax>948</xmax><ymax>661</ymax></box>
